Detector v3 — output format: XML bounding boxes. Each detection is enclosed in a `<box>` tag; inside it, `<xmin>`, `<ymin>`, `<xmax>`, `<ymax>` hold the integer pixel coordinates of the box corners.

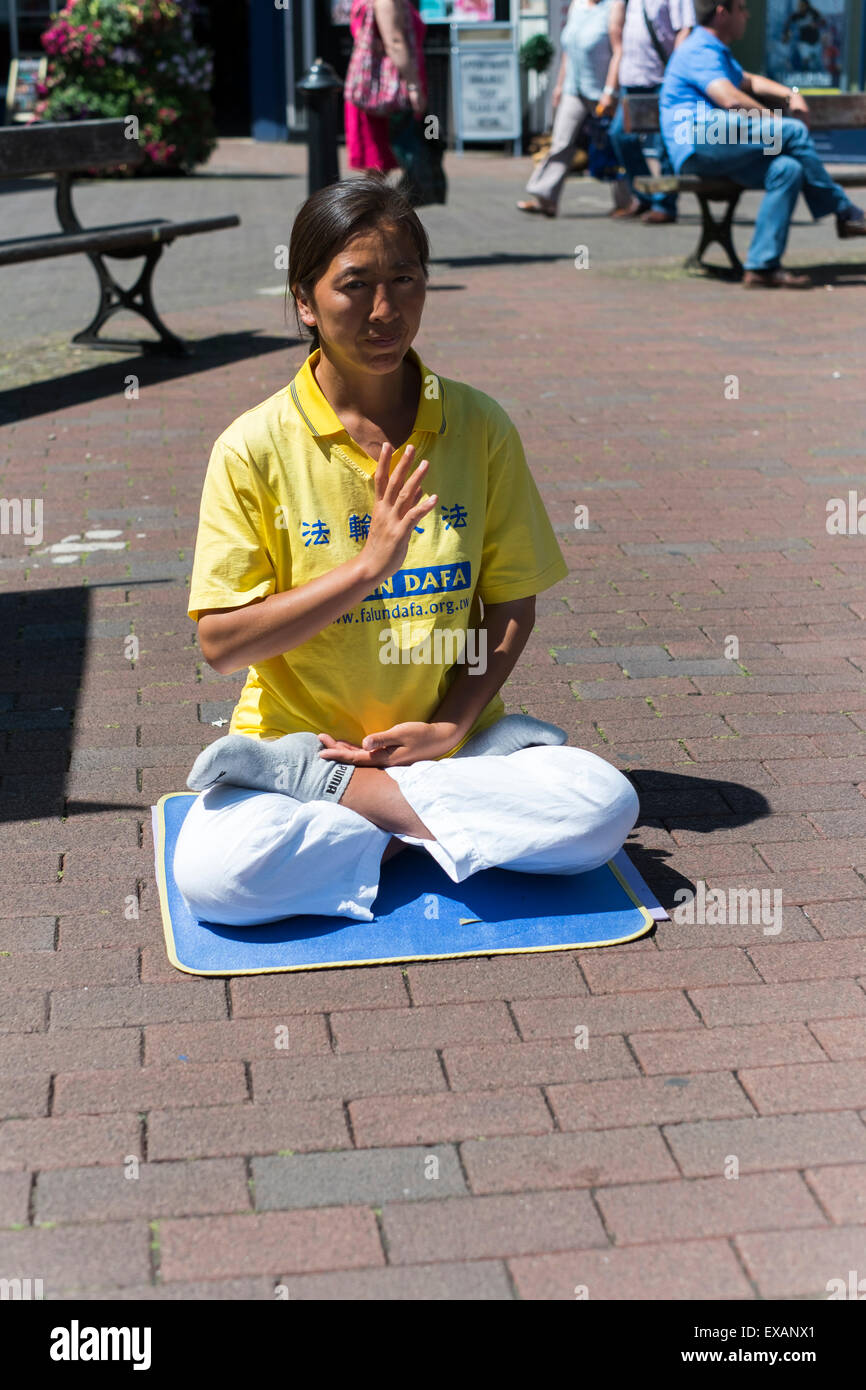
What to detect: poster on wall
<box><xmin>452</xmin><ymin>0</ymin><xmax>495</xmax><ymax>17</ymax></box>
<box><xmin>765</xmin><ymin>0</ymin><xmax>847</xmax><ymax>89</ymax></box>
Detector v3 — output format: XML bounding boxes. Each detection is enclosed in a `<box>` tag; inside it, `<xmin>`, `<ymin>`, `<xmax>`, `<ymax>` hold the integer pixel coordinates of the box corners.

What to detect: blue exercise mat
<box><xmin>153</xmin><ymin>792</ymin><xmax>658</xmax><ymax>976</ymax></box>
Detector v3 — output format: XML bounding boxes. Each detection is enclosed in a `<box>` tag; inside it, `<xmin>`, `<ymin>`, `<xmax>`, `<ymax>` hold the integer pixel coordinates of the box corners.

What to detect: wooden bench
<box><xmin>624</xmin><ymin>93</ymin><xmax>866</xmax><ymax>275</ymax></box>
<box><xmin>0</xmin><ymin>119</ymin><xmax>241</xmax><ymax>355</ymax></box>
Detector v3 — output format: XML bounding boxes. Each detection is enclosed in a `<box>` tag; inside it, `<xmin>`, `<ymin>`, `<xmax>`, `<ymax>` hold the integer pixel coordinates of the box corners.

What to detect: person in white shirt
<box><xmin>517</xmin><ymin>0</ymin><xmax>622</xmax><ymax>217</ymax></box>
<box><xmin>607</xmin><ymin>0</ymin><xmax>695</xmax><ymax>222</ymax></box>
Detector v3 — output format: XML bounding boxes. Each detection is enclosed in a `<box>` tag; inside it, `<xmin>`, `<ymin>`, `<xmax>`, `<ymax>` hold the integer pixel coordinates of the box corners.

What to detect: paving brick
<box><xmin>272</xmin><ymin>1262</ymin><xmax>513</xmax><ymax>1299</ymax></box>
<box><xmin>331</xmin><ymin>1001</ymin><xmax>519</xmax><ymax>1053</ymax></box>
<box><xmin>49</xmin><ymin>982</ymin><xmax>227</xmax><ymax>1029</ymax></box>
<box><xmin>510</xmin><ymin>989</ymin><xmax>702</xmax><ymax>1040</ymax></box>
<box><xmin>440</xmin><ymin>1035</ymin><xmax>638</xmax><ymax>1091</ymax></box>
<box><xmin>252</xmin><ymin>1145</ymin><xmax>467</xmax><ymax>1211</ymax></box>
<box><xmin>147</xmin><ymin>1099</ymin><xmax>349</xmax><ymax>1161</ymax></box>
<box><xmin>805</xmin><ymin>902</ymin><xmax>866</xmax><ymax>939</ymax></box>
<box><xmin>0</xmin><ymin>1027</ymin><xmax>141</xmax><ymax>1074</ymax></box>
<box><xmin>0</xmin><ymin>992</ymin><xmax>47</xmax><ymax>1034</ymax></box>
<box><xmin>0</xmin><ymin>918</ymin><xmax>56</xmax><ymax>951</ymax></box>
<box><xmin>0</xmin><ymin>1074</ymin><xmax>50</xmax><ymax>1120</ymax></box>
<box><xmin>652</xmin><ymin>907</ymin><xmax>818</xmax><ymax>949</ymax></box>
<box><xmin>804</xmin><ymin>1164</ymin><xmax>866</xmax><ymax>1225</ymax></box>
<box><xmin>382</xmin><ymin>1189</ymin><xmax>607</xmax><ymax>1264</ymax></box>
<box><xmin>598</xmin><ymin>1171</ymin><xmax>825</xmax><ymax>1245</ymax></box>
<box><xmin>158</xmin><ymin>1208</ymin><xmax>384</xmax><ymax>1281</ymax></box>
<box><xmin>735</xmin><ymin>1228</ymin><xmax>866</xmax><ymax>1298</ymax></box>
<box><xmin>668</xmin><ymin>814</ymin><xmax>818</xmax><ymax>845</ymax></box>
<box><xmin>0</xmin><ymin>1112</ymin><xmax>142</xmax><ymax>1173</ymax></box>
<box><xmin>0</xmin><ymin>948</ymin><xmax>139</xmax><ymax>992</ymax></box>
<box><xmin>738</xmin><ymin>1060</ymin><xmax>866</xmax><ymax>1115</ymax></box>
<box><xmin>747</xmin><ymin>940</ymin><xmax>866</xmax><ymax>983</ymax></box>
<box><xmin>350</xmin><ymin>1087</ymin><xmax>553</xmax><ymax>1147</ymax></box>
<box><xmin>548</xmin><ymin>1071</ymin><xmax>753</xmax><ymax>1131</ymax></box>
<box><xmin>405</xmin><ymin>952</ymin><xmax>587</xmax><ymax>1005</ymax></box>
<box><xmin>509</xmin><ymin>1239</ymin><xmax>753</xmax><ymax>1300</ymax></box>
<box><xmin>0</xmin><ymin>1221</ymin><xmax>151</xmax><ymax>1293</ymax></box>
<box><xmin>580</xmin><ymin>947</ymin><xmax>761</xmax><ymax>994</ymax></box>
<box><xmin>52</xmin><ymin>1062</ymin><xmax>249</xmax><ymax>1115</ymax></box>
<box><xmin>663</xmin><ymin>1112</ymin><xmax>866</xmax><ymax>1178</ymax></box>
<box><xmin>51</xmin><ymin>1278</ymin><xmax>277</xmax><ymax>1300</ymax></box>
<box><xmin>808</xmin><ymin>1017</ymin><xmax>866</xmax><ymax>1060</ymax></box>
<box><xmin>0</xmin><ymin>1171</ymin><xmax>31</xmax><ymax>1226</ymax></box>
<box><xmin>35</xmin><ymin>1158</ymin><xmax>250</xmax><ymax>1224</ymax></box>
<box><xmin>229</xmin><ymin>967</ymin><xmax>408</xmax><ymax>1016</ymax></box>
<box><xmin>250</xmin><ymin>1050</ymin><xmax>446</xmax><ymax>1103</ymax></box>
<box><xmin>144</xmin><ymin>1016</ymin><xmax>330</xmax><ymax>1066</ymax></box>
<box><xmin>460</xmin><ymin>1126</ymin><xmax>678</xmax><ymax>1194</ymax></box>
<box><xmin>631</xmin><ymin>1022</ymin><xmax>827</xmax><ymax>1075</ymax></box>
<box><xmin>688</xmin><ymin>980</ymin><xmax>866</xmax><ymax>1027</ymax></box>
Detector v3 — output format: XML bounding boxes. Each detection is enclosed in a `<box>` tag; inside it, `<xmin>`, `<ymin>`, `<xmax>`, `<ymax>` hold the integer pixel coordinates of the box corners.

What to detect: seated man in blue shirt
<box><xmin>659</xmin><ymin>0</ymin><xmax>866</xmax><ymax>287</ymax></box>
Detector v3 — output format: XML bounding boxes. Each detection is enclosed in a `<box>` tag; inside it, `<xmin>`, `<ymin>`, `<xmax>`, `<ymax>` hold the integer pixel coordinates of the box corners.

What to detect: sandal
<box><xmin>517</xmin><ymin>199</ymin><xmax>556</xmax><ymax>218</ymax></box>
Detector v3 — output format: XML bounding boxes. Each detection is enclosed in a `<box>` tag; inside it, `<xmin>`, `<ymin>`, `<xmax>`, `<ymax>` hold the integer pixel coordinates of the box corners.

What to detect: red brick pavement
<box><xmin>1</xmin><ymin>143</ymin><xmax>866</xmax><ymax>1301</ymax></box>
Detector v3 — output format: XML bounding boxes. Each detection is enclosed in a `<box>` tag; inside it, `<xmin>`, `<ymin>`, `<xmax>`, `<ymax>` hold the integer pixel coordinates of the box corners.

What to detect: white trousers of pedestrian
<box><xmin>526</xmin><ymin>92</ymin><xmax>593</xmax><ymax>209</ymax></box>
<box><xmin>172</xmin><ymin>745</ymin><xmax>640</xmax><ymax>927</ymax></box>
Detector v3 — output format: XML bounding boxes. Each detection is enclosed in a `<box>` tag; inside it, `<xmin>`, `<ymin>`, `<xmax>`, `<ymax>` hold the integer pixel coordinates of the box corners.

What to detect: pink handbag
<box><xmin>345</xmin><ymin>0</ymin><xmax>415</xmax><ymax>117</ymax></box>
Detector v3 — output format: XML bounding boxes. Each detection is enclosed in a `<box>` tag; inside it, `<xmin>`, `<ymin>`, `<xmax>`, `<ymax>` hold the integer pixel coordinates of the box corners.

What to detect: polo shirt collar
<box><xmin>288</xmin><ymin>345</ymin><xmax>447</xmax><ymax>440</ymax></box>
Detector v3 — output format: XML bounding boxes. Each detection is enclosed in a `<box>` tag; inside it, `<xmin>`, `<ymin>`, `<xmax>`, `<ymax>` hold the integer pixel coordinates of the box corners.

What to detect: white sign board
<box><xmin>458</xmin><ymin>48</ymin><xmax>520</xmax><ymax>137</ymax></box>
<box><xmin>451</xmin><ymin>25</ymin><xmax>521</xmax><ymax>151</ymax></box>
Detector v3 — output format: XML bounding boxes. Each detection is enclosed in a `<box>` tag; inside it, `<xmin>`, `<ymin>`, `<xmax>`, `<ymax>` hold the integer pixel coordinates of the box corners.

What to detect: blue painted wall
<box><xmin>249</xmin><ymin>2</ymin><xmax>287</xmax><ymax>141</ymax></box>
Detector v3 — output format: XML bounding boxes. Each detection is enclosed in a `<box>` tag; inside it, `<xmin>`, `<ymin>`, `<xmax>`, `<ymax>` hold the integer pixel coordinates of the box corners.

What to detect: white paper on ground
<box><xmin>611</xmin><ymin>847</ymin><xmax>669</xmax><ymax>921</ymax></box>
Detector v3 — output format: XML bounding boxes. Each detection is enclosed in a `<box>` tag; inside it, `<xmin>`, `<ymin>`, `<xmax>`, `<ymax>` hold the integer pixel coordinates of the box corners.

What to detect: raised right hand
<box><xmin>361</xmin><ymin>442</ymin><xmax>437</xmax><ymax>587</ymax></box>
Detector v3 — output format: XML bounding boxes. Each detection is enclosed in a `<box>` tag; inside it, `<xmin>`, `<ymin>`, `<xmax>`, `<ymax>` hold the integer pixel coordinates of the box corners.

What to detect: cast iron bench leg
<box><xmin>72</xmin><ymin>243</ymin><xmax>192</xmax><ymax>357</ymax></box>
<box><xmin>685</xmin><ymin>190</ymin><xmax>744</xmax><ymax>276</ymax></box>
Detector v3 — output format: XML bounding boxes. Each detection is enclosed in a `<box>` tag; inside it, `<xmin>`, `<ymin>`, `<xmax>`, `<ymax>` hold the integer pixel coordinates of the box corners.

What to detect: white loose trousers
<box><xmin>172</xmin><ymin>745</ymin><xmax>640</xmax><ymax>927</ymax></box>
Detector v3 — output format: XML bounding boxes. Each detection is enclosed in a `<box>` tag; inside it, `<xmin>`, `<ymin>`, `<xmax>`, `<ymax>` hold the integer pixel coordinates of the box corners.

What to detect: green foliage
<box><xmin>33</xmin><ymin>0</ymin><xmax>218</xmax><ymax>175</ymax></box>
<box><xmin>519</xmin><ymin>34</ymin><xmax>555</xmax><ymax>74</ymax></box>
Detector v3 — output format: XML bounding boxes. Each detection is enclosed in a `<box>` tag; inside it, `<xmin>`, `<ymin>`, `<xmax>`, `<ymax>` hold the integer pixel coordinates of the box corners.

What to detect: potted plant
<box><xmin>31</xmin><ymin>0</ymin><xmax>218</xmax><ymax>175</ymax></box>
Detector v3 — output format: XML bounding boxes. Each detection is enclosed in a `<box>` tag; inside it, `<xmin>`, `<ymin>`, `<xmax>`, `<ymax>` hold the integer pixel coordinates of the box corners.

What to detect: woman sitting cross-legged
<box><xmin>174</xmin><ymin>176</ymin><xmax>640</xmax><ymax>926</ymax></box>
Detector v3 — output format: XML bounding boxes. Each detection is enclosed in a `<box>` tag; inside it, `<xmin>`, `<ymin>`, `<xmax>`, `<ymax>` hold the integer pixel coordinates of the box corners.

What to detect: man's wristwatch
<box><xmin>603</xmin><ymin>85</ymin><xmax>616</xmax><ymax>95</ymax></box>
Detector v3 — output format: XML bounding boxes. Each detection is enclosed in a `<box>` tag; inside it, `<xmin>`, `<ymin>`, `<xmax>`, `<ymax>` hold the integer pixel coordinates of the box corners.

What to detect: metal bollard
<box><xmin>297</xmin><ymin>58</ymin><xmax>343</xmax><ymax>196</ymax></box>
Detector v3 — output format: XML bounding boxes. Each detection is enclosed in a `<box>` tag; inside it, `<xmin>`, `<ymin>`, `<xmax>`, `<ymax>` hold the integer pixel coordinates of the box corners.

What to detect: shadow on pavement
<box><xmin>0</xmin><ymin>586</ymin><xmax>85</xmax><ymax>823</ymax></box>
<box><xmin>0</xmin><ymin>582</ymin><xmax>177</xmax><ymax>822</ymax></box>
<box><xmin>430</xmin><ymin>252</ymin><xmax>576</xmax><ymax>268</ymax></box>
<box><xmin>624</xmin><ymin>767</ymin><xmax>772</xmax><ymax>910</ymax></box>
<box><xmin>800</xmin><ymin>260</ymin><xmax>866</xmax><ymax>286</ymax></box>
<box><xmin>1</xmin><ymin>331</ymin><xmax>298</xmax><ymax>425</ymax></box>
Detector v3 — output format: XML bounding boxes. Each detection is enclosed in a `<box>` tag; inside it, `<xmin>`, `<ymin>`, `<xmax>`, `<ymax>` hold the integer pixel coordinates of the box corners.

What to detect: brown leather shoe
<box><xmin>640</xmin><ymin>209</ymin><xmax>677</xmax><ymax>224</ymax></box>
<box><xmin>837</xmin><ymin>210</ymin><xmax>866</xmax><ymax>238</ymax></box>
<box><xmin>743</xmin><ymin>268</ymin><xmax>811</xmax><ymax>289</ymax></box>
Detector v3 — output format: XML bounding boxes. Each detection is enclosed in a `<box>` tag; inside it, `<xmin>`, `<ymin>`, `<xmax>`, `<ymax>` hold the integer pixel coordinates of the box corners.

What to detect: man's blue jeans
<box><xmin>610</xmin><ymin>84</ymin><xmax>677</xmax><ymax>215</ymax></box>
<box><xmin>680</xmin><ymin>116</ymin><xmax>853</xmax><ymax>271</ymax></box>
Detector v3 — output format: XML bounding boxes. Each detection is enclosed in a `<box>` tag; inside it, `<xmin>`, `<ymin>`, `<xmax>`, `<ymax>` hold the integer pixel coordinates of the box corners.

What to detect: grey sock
<box><xmin>452</xmin><ymin>713</ymin><xmax>567</xmax><ymax>758</ymax></box>
<box><xmin>187</xmin><ymin>732</ymin><xmax>355</xmax><ymax>804</ymax></box>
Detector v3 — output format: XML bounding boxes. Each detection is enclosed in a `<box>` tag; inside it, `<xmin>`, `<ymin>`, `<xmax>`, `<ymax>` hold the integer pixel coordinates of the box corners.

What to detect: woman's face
<box><xmin>296</xmin><ymin>222</ymin><xmax>426</xmax><ymax>375</ymax></box>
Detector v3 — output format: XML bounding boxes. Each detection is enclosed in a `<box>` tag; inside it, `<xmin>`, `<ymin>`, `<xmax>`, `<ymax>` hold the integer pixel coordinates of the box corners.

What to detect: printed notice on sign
<box><xmin>456</xmin><ymin>49</ymin><xmax>519</xmax><ymax>139</ymax></box>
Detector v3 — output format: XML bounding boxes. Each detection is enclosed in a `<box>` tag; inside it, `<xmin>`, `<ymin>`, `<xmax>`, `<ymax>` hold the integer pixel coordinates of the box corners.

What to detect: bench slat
<box><xmin>634</xmin><ymin>171</ymin><xmax>866</xmax><ymax>197</ymax></box>
<box><xmin>0</xmin><ymin>215</ymin><xmax>241</xmax><ymax>266</ymax></box>
<box><xmin>0</xmin><ymin>119</ymin><xmax>145</xmax><ymax>179</ymax></box>
<box><xmin>626</xmin><ymin>93</ymin><xmax>866</xmax><ymax>133</ymax></box>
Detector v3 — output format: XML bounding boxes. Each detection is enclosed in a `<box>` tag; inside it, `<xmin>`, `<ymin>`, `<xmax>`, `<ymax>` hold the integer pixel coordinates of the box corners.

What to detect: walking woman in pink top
<box><xmin>345</xmin><ymin>0</ymin><xmax>428</xmax><ymax>173</ymax></box>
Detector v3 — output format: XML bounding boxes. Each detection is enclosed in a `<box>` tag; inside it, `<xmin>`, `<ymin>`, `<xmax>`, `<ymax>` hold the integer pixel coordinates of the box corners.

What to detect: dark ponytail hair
<box><xmin>286</xmin><ymin>173</ymin><xmax>430</xmax><ymax>354</ymax></box>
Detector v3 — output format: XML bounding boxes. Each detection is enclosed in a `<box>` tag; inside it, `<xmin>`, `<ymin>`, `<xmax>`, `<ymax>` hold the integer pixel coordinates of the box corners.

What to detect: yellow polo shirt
<box><xmin>188</xmin><ymin>346</ymin><xmax>567</xmax><ymax>750</ymax></box>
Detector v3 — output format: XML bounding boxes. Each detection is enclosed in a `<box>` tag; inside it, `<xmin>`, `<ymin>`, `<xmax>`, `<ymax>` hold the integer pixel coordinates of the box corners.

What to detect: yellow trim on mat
<box><xmin>154</xmin><ymin>792</ymin><xmax>654</xmax><ymax>976</ymax></box>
